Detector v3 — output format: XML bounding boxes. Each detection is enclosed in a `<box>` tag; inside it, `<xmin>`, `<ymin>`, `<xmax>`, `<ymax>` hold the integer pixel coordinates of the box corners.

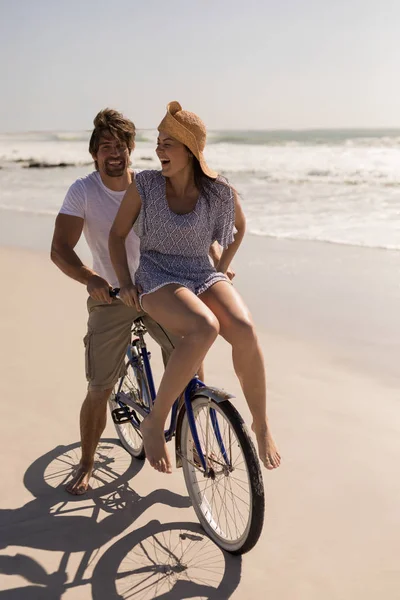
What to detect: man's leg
<box><xmin>66</xmin><ymin>297</ymin><xmax>140</xmax><ymax>495</ymax></box>
<box><xmin>197</xmin><ymin>363</ymin><xmax>205</xmax><ymax>381</ymax></box>
<box><xmin>66</xmin><ymin>387</ymin><xmax>112</xmax><ymax>495</ymax></box>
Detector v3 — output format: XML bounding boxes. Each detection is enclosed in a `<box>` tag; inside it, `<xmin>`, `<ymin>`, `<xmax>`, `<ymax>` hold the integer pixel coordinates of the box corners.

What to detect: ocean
<box><xmin>0</xmin><ymin>128</ymin><xmax>399</xmax><ymax>251</ymax></box>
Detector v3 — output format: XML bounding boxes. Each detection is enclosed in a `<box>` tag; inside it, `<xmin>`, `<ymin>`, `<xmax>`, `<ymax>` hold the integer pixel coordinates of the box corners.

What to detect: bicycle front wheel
<box><xmin>109</xmin><ymin>359</ymin><xmax>150</xmax><ymax>460</ymax></box>
<box><xmin>180</xmin><ymin>396</ymin><xmax>265</xmax><ymax>554</ymax></box>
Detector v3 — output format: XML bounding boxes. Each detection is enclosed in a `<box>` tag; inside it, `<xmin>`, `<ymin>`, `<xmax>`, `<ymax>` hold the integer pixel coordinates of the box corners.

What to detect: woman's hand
<box><xmin>225</xmin><ymin>265</ymin><xmax>235</xmax><ymax>280</ymax></box>
<box><xmin>210</xmin><ymin>242</ymin><xmax>235</xmax><ymax>280</ymax></box>
<box><xmin>216</xmin><ymin>261</ymin><xmax>235</xmax><ymax>281</ymax></box>
<box><xmin>119</xmin><ymin>283</ymin><xmax>141</xmax><ymax>311</ymax></box>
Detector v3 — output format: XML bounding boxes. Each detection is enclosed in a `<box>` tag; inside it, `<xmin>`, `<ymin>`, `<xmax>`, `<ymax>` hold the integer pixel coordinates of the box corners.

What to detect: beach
<box><xmin>1</xmin><ymin>127</ymin><xmax>400</xmax><ymax>598</ymax></box>
<box><xmin>2</xmin><ymin>0</ymin><xmax>400</xmax><ymax>591</ymax></box>
<box><xmin>1</xmin><ymin>217</ymin><xmax>399</xmax><ymax>598</ymax></box>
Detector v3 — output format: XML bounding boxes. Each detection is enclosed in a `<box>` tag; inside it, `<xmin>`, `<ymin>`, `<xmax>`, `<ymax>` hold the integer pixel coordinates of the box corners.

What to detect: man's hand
<box><xmin>87</xmin><ymin>275</ymin><xmax>112</xmax><ymax>304</ymax></box>
<box><xmin>119</xmin><ymin>283</ymin><xmax>141</xmax><ymax>312</ymax></box>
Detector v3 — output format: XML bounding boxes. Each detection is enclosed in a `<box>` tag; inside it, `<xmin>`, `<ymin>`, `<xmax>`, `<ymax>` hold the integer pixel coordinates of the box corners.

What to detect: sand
<box><xmin>0</xmin><ymin>237</ymin><xmax>399</xmax><ymax>599</ymax></box>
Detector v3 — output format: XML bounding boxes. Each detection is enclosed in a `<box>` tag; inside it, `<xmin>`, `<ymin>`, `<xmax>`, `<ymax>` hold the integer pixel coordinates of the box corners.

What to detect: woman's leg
<box><xmin>200</xmin><ymin>281</ymin><xmax>280</xmax><ymax>470</ymax></box>
<box><xmin>140</xmin><ymin>284</ymin><xmax>220</xmax><ymax>473</ymax></box>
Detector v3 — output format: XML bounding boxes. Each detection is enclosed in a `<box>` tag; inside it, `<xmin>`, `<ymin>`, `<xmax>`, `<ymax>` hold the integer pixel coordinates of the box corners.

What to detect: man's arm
<box><xmin>50</xmin><ymin>213</ymin><xmax>112</xmax><ymax>303</ymax></box>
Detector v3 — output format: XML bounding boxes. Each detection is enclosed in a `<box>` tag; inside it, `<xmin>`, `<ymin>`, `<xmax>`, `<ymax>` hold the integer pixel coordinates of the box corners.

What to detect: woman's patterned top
<box><xmin>133</xmin><ymin>170</ymin><xmax>235</xmax><ymax>299</ymax></box>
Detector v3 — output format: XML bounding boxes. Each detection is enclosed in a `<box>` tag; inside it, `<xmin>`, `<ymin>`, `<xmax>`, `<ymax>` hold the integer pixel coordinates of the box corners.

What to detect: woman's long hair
<box><xmin>192</xmin><ymin>155</ymin><xmax>236</xmax><ymax>202</ymax></box>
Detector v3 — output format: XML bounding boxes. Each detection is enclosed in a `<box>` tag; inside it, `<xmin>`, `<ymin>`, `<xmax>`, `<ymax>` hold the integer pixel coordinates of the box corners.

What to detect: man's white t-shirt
<box><xmin>59</xmin><ymin>171</ymin><xmax>140</xmax><ymax>288</ymax></box>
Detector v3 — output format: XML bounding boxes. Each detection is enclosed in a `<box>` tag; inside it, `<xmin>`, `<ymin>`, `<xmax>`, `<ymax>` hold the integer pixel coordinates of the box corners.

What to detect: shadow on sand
<box><xmin>0</xmin><ymin>439</ymin><xmax>242</xmax><ymax>598</ymax></box>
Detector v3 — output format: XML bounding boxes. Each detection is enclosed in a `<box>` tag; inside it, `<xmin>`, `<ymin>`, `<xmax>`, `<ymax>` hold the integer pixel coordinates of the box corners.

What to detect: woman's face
<box><xmin>156</xmin><ymin>131</ymin><xmax>192</xmax><ymax>177</ymax></box>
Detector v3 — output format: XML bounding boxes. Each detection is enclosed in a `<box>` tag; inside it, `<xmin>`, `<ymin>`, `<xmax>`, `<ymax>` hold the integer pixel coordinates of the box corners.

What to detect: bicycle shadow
<box><xmin>0</xmin><ymin>439</ymin><xmax>242</xmax><ymax>598</ymax></box>
<box><xmin>0</xmin><ymin>553</ymin><xmax>68</xmax><ymax>599</ymax></box>
<box><xmin>91</xmin><ymin>519</ymin><xmax>242</xmax><ymax>600</ymax></box>
<box><xmin>0</xmin><ymin>522</ymin><xmax>241</xmax><ymax>600</ymax></box>
<box><xmin>1</xmin><ymin>440</ymin><xmax>188</xmax><ymax>551</ymax></box>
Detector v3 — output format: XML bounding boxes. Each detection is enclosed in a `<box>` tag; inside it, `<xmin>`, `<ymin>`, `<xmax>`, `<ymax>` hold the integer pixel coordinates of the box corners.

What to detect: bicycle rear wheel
<box><xmin>109</xmin><ymin>356</ymin><xmax>150</xmax><ymax>459</ymax></box>
<box><xmin>180</xmin><ymin>396</ymin><xmax>265</xmax><ymax>554</ymax></box>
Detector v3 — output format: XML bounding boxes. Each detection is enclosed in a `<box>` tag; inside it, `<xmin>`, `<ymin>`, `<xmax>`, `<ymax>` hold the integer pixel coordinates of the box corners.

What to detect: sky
<box><xmin>1</xmin><ymin>0</ymin><xmax>399</xmax><ymax>132</ymax></box>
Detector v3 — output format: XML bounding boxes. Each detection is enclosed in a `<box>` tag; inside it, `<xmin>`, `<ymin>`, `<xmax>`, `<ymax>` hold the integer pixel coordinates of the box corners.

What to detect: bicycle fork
<box><xmin>179</xmin><ymin>380</ymin><xmax>235</xmax><ymax>476</ymax></box>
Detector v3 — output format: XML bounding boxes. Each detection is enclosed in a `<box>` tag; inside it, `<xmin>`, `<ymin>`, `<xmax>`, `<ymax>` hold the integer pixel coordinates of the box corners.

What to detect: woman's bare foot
<box><xmin>251</xmin><ymin>423</ymin><xmax>281</xmax><ymax>470</ymax></box>
<box><xmin>140</xmin><ymin>414</ymin><xmax>172</xmax><ymax>474</ymax></box>
<box><xmin>66</xmin><ymin>464</ymin><xmax>93</xmax><ymax>495</ymax></box>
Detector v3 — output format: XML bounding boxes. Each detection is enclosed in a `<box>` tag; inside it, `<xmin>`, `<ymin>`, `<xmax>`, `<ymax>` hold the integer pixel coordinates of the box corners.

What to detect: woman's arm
<box><xmin>209</xmin><ymin>241</ymin><xmax>236</xmax><ymax>280</ymax></box>
<box><xmin>216</xmin><ymin>191</ymin><xmax>246</xmax><ymax>275</ymax></box>
<box><xmin>109</xmin><ymin>181</ymin><xmax>142</xmax><ymax>310</ymax></box>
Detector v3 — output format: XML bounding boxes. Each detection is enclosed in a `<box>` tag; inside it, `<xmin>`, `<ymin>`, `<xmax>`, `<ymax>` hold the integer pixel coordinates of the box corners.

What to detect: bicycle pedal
<box><xmin>111</xmin><ymin>406</ymin><xmax>133</xmax><ymax>424</ymax></box>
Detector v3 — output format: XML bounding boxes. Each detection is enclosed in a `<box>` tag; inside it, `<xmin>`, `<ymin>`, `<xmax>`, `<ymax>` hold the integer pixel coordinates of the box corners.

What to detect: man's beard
<box><xmin>104</xmin><ymin>158</ymin><xmax>128</xmax><ymax>177</ymax></box>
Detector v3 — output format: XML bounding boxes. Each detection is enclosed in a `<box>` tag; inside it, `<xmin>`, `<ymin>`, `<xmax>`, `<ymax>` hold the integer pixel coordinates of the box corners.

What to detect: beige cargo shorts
<box><xmin>84</xmin><ymin>297</ymin><xmax>175</xmax><ymax>392</ymax></box>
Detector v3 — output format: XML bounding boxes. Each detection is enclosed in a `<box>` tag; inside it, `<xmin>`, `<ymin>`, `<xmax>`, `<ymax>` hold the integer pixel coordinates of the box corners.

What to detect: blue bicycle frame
<box><xmin>115</xmin><ymin>326</ymin><xmax>232</xmax><ymax>473</ymax></box>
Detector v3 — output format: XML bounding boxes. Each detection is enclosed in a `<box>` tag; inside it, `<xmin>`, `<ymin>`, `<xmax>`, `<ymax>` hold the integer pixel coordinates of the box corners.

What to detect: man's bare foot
<box><xmin>140</xmin><ymin>414</ymin><xmax>172</xmax><ymax>474</ymax></box>
<box><xmin>251</xmin><ymin>423</ymin><xmax>281</xmax><ymax>470</ymax></box>
<box><xmin>66</xmin><ymin>465</ymin><xmax>93</xmax><ymax>495</ymax></box>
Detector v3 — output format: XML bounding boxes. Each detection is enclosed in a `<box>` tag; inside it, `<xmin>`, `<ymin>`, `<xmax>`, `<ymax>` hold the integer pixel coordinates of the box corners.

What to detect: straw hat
<box><xmin>157</xmin><ymin>101</ymin><xmax>218</xmax><ymax>179</ymax></box>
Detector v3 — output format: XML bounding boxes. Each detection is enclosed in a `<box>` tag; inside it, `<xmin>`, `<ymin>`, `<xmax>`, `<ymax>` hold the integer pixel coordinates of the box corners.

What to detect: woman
<box><xmin>109</xmin><ymin>101</ymin><xmax>280</xmax><ymax>474</ymax></box>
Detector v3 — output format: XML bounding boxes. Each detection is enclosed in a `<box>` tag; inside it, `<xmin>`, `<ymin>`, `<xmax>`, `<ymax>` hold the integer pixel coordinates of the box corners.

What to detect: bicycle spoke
<box><xmin>114</xmin><ymin>527</ymin><xmax>226</xmax><ymax>599</ymax></box>
<box><xmin>228</xmin><ymin>476</ymin><xmax>247</xmax><ymax>530</ymax></box>
<box><xmin>110</xmin><ymin>358</ymin><xmax>146</xmax><ymax>458</ymax></box>
<box><xmin>214</xmin><ymin>479</ymin><xmax>236</xmax><ymax>537</ymax></box>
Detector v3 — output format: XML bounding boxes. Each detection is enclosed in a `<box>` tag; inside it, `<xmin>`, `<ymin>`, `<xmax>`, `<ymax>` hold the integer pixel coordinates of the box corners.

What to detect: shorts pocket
<box><xmin>83</xmin><ymin>333</ymin><xmax>94</xmax><ymax>381</ymax></box>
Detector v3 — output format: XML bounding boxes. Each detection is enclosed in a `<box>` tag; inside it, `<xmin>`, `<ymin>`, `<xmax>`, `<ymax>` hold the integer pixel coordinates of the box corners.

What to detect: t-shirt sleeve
<box><xmin>59</xmin><ymin>179</ymin><xmax>86</xmax><ymax>219</ymax></box>
<box><xmin>212</xmin><ymin>177</ymin><xmax>236</xmax><ymax>248</ymax></box>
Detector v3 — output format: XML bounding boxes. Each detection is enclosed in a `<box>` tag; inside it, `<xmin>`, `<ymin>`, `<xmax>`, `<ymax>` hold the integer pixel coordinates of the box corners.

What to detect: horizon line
<box><xmin>2</xmin><ymin>126</ymin><xmax>400</xmax><ymax>135</ymax></box>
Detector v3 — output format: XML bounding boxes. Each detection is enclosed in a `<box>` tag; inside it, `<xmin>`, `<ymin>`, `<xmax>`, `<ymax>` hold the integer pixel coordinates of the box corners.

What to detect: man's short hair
<box><xmin>89</xmin><ymin>108</ymin><xmax>136</xmax><ymax>168</ymax></box>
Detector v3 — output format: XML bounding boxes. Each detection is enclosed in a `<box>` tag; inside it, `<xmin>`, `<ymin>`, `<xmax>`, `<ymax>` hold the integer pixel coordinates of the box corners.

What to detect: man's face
<box><xmin>92</xmin><ymin>132</ymin><xmax>132</xmax><ymax>177</ymax></box>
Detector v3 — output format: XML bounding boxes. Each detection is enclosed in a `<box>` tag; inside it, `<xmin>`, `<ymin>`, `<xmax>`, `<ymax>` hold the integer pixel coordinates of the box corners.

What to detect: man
<box><xmin>51</xmin><ymin>108</ymin><xmax>175</xmax><ymax>494</ymax></box>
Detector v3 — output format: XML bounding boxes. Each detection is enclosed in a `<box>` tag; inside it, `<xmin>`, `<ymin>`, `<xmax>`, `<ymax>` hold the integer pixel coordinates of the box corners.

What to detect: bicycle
<box><xmin>108</xmin><ymin>289</ymin><xmax>265</xmax><ymax>555</ymax></box>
